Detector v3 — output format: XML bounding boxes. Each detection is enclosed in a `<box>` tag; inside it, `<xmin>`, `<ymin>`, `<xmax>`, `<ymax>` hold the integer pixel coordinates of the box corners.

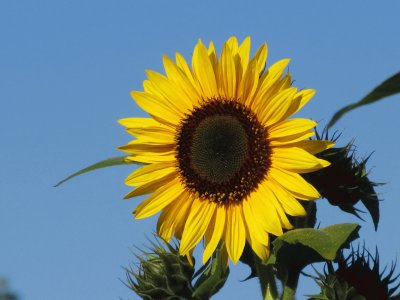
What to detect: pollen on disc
<box><xmin>176</xmin><ymin>99</ymin><xmax>271</xmax><ymax>203</ymax></box>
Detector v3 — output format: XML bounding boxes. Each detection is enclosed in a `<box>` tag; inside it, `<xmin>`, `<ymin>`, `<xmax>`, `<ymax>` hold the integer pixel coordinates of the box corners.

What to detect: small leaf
<box><xmin>327</xmin><ymin>72</ymin><xmax>400</xmax><ymax>128</ymax></box>
<box><xmin>266</xmin><ymin>223</ymin><xmax>360</xmax><ymax>270</ymax></box>
<box><xmin>55</xmin><ymin>156</ymin><xmax>139</xmax><ymax>187</ymax></box>
<box><xmin>192</xmin><ymin>246</ymin><xmax>229</xmax><ymax>299</ymax></box>
<box><xmin>318</xmin><ymin>224</ymin><xmax>360</xmax><ymax>258</ymax></box>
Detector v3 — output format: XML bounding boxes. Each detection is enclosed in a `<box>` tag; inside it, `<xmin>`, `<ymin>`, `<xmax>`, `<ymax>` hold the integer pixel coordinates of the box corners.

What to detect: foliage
<box><xmin>59</xmin><ymin>71</ymin><xmax>400</xmax><ymax>299</ymax></box>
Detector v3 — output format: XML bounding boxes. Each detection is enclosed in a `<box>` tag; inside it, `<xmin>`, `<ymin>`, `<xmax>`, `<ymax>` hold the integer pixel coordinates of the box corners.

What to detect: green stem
<box><xmin>253</xmin><ymin>254</ymin><xmax>278</xmax><ymax>300</ymax></box>
<box><xmin>281</xmin><ymin>285</ymin><xmax>296</xmax><ymax>300</ymax></box>
<box><xmin>281</xmin><ymin>269</ymin><xmax>299</xmax><ymax>300</ymax></box>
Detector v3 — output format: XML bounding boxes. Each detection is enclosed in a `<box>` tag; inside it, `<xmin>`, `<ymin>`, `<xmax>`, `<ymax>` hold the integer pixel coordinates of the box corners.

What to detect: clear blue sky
<box><xmin>1</xmin><ymin>1</ymin><xmax>400</xmax><ymax>299</ymax></box>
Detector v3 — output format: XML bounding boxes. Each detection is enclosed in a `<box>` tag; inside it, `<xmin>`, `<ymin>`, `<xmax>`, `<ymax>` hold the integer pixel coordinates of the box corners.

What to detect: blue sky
<box><xmin>1</xmin><ymin>1</ymin><xmax>400</xmax><ymax>299</ymax></box>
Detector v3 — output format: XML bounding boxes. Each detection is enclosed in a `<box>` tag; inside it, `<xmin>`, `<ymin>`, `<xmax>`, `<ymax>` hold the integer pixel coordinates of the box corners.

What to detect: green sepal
<box><xmin>192</xmin><ymin>245</ymin><xmax>229</xmax><ymax>299</ymax></box>
<box><xmin>288</xmin><ymin>201</ymin><xmax>317</xmax><ymax>229</ymax></box>
<box><xmin>308</xmin><ymin>272</ymin><xmax>366</xmax><ymax>300</ymax></box>
<box><xmin>359</xmin><ymin>176</ymin><xmax>381</xmax><ymax>231</ymax></box>
<box><xmin>328</xmin><ymin>72</ymin><xmax>400</xmax><ymax>128</ymax></box>
<box><xmin>55</xmin><ymin>156</ymin><xmax>140</xmax><ymax>187</ymax></box>
<box><xmin>266</xmin><ymin>223</ymin><xmax>360</xmax><ymax>269</ymax></box>
<box><xmin>126</xmin><ymin>238</ymin><xmax>195</xmax><ymax>300</ymax></box>
<box><xmin>307</xmin><ymin>140</ymin><xmax>381</xmax><ymax>230</ymax></box>
<box><xmin>238</xmin><ymin>243</ymin><xmax>258</xmax><ymax>281</ymax></box>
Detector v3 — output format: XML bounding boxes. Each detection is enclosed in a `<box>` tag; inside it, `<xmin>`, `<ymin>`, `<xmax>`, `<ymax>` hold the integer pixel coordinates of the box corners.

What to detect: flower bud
<box><xmin>307</xmin><ymin>138</ymin><xmax>381</xmax><ymax>229</ymax></box>
<box><xmin>126</xmin><ymin>239</ymin><xmax>195</xmax><ymax>299</ymax></box>
<box><xmin>310</xmin><ymin>248</ymin><xmax>400</xmax><ymax>300</ymax></box>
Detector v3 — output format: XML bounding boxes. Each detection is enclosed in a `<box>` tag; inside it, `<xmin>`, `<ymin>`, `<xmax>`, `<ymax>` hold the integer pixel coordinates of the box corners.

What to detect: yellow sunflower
<box><xmin>119</xmin><ymin>36</ymin><xmax>333</xmax><ymax>265</ymax></box>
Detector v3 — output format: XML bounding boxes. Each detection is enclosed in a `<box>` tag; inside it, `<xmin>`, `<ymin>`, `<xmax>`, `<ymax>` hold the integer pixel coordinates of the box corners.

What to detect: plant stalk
<box><xmin>281</xmin><ymin>268</ymin><xmax>300</xmax><ymax>300</ymax></box>
<box><xmin>253</xmin><ymin>254</ymin><xmax>278</xmax><ymax>300</ymax></box>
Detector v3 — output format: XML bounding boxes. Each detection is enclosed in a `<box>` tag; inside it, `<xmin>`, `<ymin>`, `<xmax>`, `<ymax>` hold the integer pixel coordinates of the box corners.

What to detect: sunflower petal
<box><xmin>225</xmin><ymin>204</ymin><xmax>246</xmax><ymax>264</ymax></box>
<box><xmin>118</xmin><ymin>117</ymin><xmax>172</xmax><ymax>131</ymax></box>
<box><xmin>271</xmin><ymin>146</ymin><xmax>330</xmax><ymax>173</ymax></box>
<box><xmin>258</xmin><ymin>58</ymin><xmax>290</xmax><ymax>96</ymax></box>
<box><xmin>192</xmin><ymin>40</ymin><xmax>218</xmax><ymax>98</ymax></box>
<box><xmin>125</xmin><ymin>128</ymin><xmax>174</xmax><ymax>143</ymax></box>
<box><xmin>124</xmin><ymin>171</ymin><xmax>177</xmax><ymax>198</ymax></box>
<box><xmin>268</xmin><ymin>167</ymin><xmax>320</xmax><ymax>200</ymax></box>
<box><xmin>253</xmin><ymin>42</ymin><xmax>268</xmax><ymax>73</ymax></box>
<box><xmin>130</xmin><ymin>91</ymin><xmax>179</xmax><ymax>127</ymax></box>
<box><xmin>242</xmin><ymin>199</ymin><xmax>269</xmax><ymax>245</ymax></box>
<box><xmin>134</xmin><ymin>177</ymin><xmax>184</xmax><ymax>218</ymax></box>
<box><xmin>125</xmin><ymin>162</ymin><xmax>176</xmax><ymax>186</ymax></box>
<box><xmin>125</xmin><ymin>154</ymin><xmax>175</xmax><ymax>164</ymax></box>
<box><xmin>163</xmin><ymin>55</ymin><xmax>200</xmax><ymax>105</ymax></box>
<box><xmin>173</xmin><ymin>193</ymin><xmax>193</xmax><ymax>240</ymax></box>
<box><xmin>266</xmin><ymin>180</ymin><xmax>307</xmax><ymax>216</ymax></box>
<box><xmin>238</xmin><ymin>36</ymin><xmax>251</xmax><ymax>74</ymax></box>
<box><xmin>202</xmin><ymin>205</ymin><xmax>226</xmax><ymax>264</ymax></box>
<box><xmin>260</xmin><ymin>88</ymin><xmax>297</xmax><ymax>126</ymax></box>
<box><xmin>119</xmin><ymin>143</ymin><xmax>174</xmax><ymax>156</ymax></box>
<box><xmin>175</xmin><ymin>52</ymin><xmax>202</xmax><ymax>95</ymax></box>
<box><xmin>180</xmin><ymin>199</ymin><xmax>216</xmax><ymax>256</ymax></box>
<box><xmin>245</xmin><ymin>230</ymin><xmax>269</xmax><ymax>262</ymax></box>
<box><xmin>240</xmin><ymin>58</ymin><xmax>259</xmax><ymax>106</ymax></box>
<box><xmin>145</xmin><ymin>70</ymin><xmax>193</xmax><ymax>113</ymax></box>
<box><xmin>226</xmin><ymin>36</ymin><xmax>239</xmax><ymax>54</ymax></box>
<box><xmin>261</xmin><ymin>183</ymin><xmax>294</xmax><ymax>230</ymax></box>
<box><xmin>207</xmin><ymin>41</ymin><xmax>219</xmax><ymax>82</ymax></box>
<box><xmin>269</xmin><ymin>130</ymin><xmax>315</xmax><ymax>146</ymax></box>
<box><xmin>248</xmin><ymin>188</ymin><xmax>283</xmax><ymax>236</ymax></box>
<box><xmin>219</xmin><ymin>43</ymin><xmax>237</xmax><ymax>99</ymax></box>
<box><xmin>157</xmin><ymin>205</ymin><xmax>175</xmax><ymax>241</ymax></box>
<box><xmin>243</xmin><ymin>202</ymin><xmax>270</xmax><ymax>261</ymax></box>
<box><xmin>157</xmin><ymin>191</ymin><xmax>192</xmax><ymax>241</ymax></box>
<box><xmin>269</xmin><ymin>119</ymin><xmax>317</xmax><ymax>139</ymax></box>
<box><xmin>290</xmin><ymin>140</ymin><xmax>335</xmax><ymax>154</ymax></box>
<box><xmin>294</xmin><ymin>89</ymin><xmax>316</xmax><ymax>114</ymax></box>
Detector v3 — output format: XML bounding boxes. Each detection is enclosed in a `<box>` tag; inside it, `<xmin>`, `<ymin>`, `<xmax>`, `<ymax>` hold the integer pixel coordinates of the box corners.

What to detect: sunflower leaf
<box><xmin>192</xmin><ymin>246</ymin><xmax>229</xmax><ymax>299</ymax></box>
<box><xmin>266</xmin><ymin>223</ymin><xmax>360</xmax><ymax>269</ymax></box>
<box><xmin>55</xmin><ymin>156</ymin><xmax>139</xmax><ymax>187</ymax></box>
<box><xmin>327</xmin><ymin>72</ymin><xmax>400</xmax><ymax>128</ymax></box>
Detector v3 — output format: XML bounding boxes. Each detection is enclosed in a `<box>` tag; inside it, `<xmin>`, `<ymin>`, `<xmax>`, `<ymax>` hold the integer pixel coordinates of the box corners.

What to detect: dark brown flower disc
<box><xmin>176</xmin><ymin>99</ymin><xmax>271</xmax><ymax>203</ymax></box>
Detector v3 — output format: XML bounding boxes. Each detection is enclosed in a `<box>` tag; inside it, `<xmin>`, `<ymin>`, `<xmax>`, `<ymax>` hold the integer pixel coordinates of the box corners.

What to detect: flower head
<box><xmin>307</xmin><ymin>136</ymin><xmax>381</xmax><ymax>229</ymax></box>
<box><xmin>311</xmin><ymin>248</ymin><xmax>400</xmax><ymax>300</ymax></box>
<box><xmin>126</xmin><ymin>239</ymin><xmax>195</xmax><ymax>299</ymax></box>
<box><xmin>119</xmin><ymin>37</ymin><xmax>332</xmax><ymax>264</ymax></box>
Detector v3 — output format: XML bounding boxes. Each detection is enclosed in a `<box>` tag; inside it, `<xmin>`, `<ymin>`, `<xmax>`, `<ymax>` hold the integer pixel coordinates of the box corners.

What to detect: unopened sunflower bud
<box><xmin>126</xmin><ymin>239</ymin><xmax>195</xmax><ymax>299</ymax></box>
<box><xmin>310</xmin><ymin>248</ymin><xmax>400</xmax><ymax>300</ymax></box>
<box><xmin>307</xmin><ymin>140</ymin><xmax>381</xmax><ymax>229</ymax></box>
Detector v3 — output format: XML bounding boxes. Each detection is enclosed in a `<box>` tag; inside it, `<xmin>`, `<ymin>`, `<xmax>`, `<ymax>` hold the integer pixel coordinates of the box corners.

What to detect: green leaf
<box><xmin>266</xmin><ymin>223</ymin><xmax>360</xmax><ymax>269</ymax></box>
<box><xmin>55</xmin><ymin>156</ymin><xmax>139</xmax><ymax>187</ymax></box>
<box><xmin>192</xmin><ymin>245</ymin><xmax>229</xmax><ymax>299</ymax></box>
<box><xmin>318</xmin><ymin>224</ymin><xmax>360</xmax><ymax>259</ymax></box>
<box><xmin>327</xmin><ymin>72</ymin><xmax>400</xmax><ymax>128</ymax></box>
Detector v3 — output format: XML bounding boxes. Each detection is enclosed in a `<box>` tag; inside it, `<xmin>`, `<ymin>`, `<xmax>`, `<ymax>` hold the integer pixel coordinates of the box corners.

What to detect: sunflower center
<box><xmin>190</xmin><ymin>116</ymin><xmax>248</xmax><ymax>183</ymax></box>
<box><xmin>176</xmin><ymin>99</ymin><xmax>270</xmax><ymax>203</ymax></box>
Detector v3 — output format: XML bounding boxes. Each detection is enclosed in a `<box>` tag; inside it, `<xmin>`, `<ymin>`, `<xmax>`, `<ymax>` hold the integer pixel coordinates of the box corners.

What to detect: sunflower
<box><xmin>312</xmin><ymin>248</ymin><xmax>400</xmax><ymax>300</ymax></box>
<box><xmin>119</xmin><ymin>36</ymin><xmax>333</xmax><ymax>264</ymax></box>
